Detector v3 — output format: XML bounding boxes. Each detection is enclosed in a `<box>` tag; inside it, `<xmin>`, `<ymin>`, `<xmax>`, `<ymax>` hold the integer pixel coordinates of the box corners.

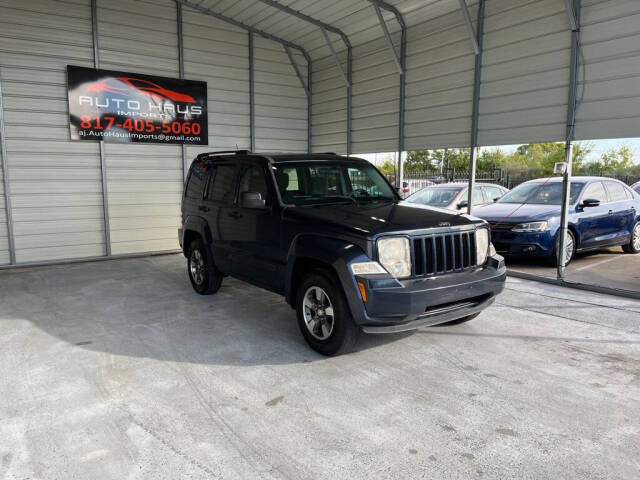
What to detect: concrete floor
<box><xmin>507</xmin><ymin>247</ymin><xmax>640</xmax><ymax>293</ymax></box>
<box><xmin>1</xmin><ymin>254</ymin><xmax>639</xmax><ymax>480</ymax></box>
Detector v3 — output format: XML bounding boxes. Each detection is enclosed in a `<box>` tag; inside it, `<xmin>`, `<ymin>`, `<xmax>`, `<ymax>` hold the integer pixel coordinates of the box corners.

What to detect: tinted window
<box><xmin>484</xmin><ymin>186</ymin><xmax>504</xmax><ymax>201</ymax></box>
<box><xmin>207</xmin><ymin>164</ymin><xmax>237</xmax><ymax>204</ymax></box>
<box><xmin>185</xmin><ymin>164</ymin><xmax>208</xmax><ymax>199</ymax></box>
<box><xmin>406</xmin><ymin>187</ymin><xmax>462</xmax><ymax>207</ymax></box>
<box><xmin>605</xmin><ymin>181</ymin><xmax>627</xmax><ymax>202</ymax></box>
<box><xmin>582</xmin><ymin>181</ymin><xmax>607</xmax><ymax>203</ymax></box>
<box><xmin>239</xmin><ymin>165</ymin><xmax>269</xmax><ymax>204</ymax></box>
<box><xmin>498</xmin><ymin>181</ymin><xmax>584</xmax><ymax>205</ymax></box>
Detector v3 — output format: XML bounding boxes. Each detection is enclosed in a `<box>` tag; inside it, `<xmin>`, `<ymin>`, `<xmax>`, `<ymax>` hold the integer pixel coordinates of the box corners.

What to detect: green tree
<box><xmin>581</xmin><ymin>146</ymin><xmax>634</xmax><ymax>174</ymax></box>
<box><xmin>377</xmin><ymin>159</ymin><xmax>396</xmax><ymax>177</ymax></box>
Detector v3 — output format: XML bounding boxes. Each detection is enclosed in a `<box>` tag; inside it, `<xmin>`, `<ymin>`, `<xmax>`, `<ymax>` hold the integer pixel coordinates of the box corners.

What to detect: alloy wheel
<box><xmin>190</xmin><ymin>249</ymin><xmax>205</xmax><ymax>285</ymax></box>
<box><xmin>302</xmin><ymin>286</ymin><xmax>335</xmax><ymax>340</ymax></box>
<box><xmin>633</xmin><ymin>223</ymin><xmax>640</xmax><ymax>251</ymax></box>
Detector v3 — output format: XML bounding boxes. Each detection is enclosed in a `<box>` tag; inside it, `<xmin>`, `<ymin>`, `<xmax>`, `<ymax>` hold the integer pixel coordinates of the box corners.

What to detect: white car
<box><xmin>404</xmin><ymin>182</ymin><xmax>509</xmax><ymax>211</ymax></box>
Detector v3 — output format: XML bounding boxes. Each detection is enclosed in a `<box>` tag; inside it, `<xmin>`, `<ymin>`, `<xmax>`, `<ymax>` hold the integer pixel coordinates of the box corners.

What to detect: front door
<box><xmin>230</xmin><ymin>161</ymin><xmax>283</xmax><ymax>291</ymax></box>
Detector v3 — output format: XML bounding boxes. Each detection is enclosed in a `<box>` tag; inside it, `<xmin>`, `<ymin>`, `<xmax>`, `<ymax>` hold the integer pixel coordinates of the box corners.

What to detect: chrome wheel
<box><xmin>190</xmin><ymin>249</ymin><xmax>205</xmax><ymax>285</ymax></box>
<box><xmin>633</xmin><ymin>223</ymin><xmax>640</xmax><ymax>251</ymax></box>
<box><xmin>565</xmin><ymin>233</ymin><xmax>575</xmax><ymax>261</ymax></box>
<box><xmin>302</xmin><ymin>286</ymin><xmax>335</xmax><ymax>341</ymax></box>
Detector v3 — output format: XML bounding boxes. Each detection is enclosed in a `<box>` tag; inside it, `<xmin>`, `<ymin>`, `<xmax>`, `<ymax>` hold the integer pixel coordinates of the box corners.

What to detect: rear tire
<box><xmin>187</xmin><ymin>238</ymin><xmax>222</xmax><ymax>295</ymax></box>
<box><xmin>296</xmin><ymin>270</ymin><xmax>359</xmax><ymax>356</ymax></box>
<box><xmin>432</xmin><ymin>312</ymin><xmax>480</xmax><ymax>327</ymax></box>
<box><xmin>622</xmin><ymin>220</ymin><xmax>640</xmax><ymax>254</ymax></box>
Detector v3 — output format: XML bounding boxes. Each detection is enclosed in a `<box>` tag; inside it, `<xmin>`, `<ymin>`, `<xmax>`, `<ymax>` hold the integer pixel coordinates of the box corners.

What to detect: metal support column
<box><xmin>0</xmin><ymin>73</ymin><xmax>16</xmax><ymax>264</ymax></box>
<box><xmin>91</xmin><ymin>0</ymin><xmax>111</xmax><ymax>256</ymax></box>
<box><xmin>307</xmin><ymin>58</ymin><xmax>312</xmax><ymax>154</ymax></box>
<box><xmin>558</xmin><ymin>0</ymin><xmax>581</xmax><ymax>279</ymax></box>
<box><xmin>467</xmin><ymin>0</ymin><xmax>485</xmax><ymax>215</ymax></box>
<box><xmin>347</xmin><ymin>47</ymin><xmax>352</xmax><ymax>156</ymax></box>
<box><xmin>249</xmin><ymin>32</ymin><xmax>255</xmax><ymax>152</ymax></box>
<box><xmin>177</xmin><ymin>1</ymin><xmax>188</xmax><ymax>180</ymax></box>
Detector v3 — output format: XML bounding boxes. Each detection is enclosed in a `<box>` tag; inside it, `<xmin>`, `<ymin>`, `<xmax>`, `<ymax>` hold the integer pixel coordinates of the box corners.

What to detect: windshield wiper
<box><xmin>308</xmin><ymin>195</ymin><xmax>357</xmax><ymax>205</ymax></box>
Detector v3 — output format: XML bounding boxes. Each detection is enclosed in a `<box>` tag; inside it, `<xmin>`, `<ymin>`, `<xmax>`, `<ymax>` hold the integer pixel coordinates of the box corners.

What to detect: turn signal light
<box><xmin>357</xmin><ymin>281</ymin><xmax>367</xmax><ymax>302</ymax></box>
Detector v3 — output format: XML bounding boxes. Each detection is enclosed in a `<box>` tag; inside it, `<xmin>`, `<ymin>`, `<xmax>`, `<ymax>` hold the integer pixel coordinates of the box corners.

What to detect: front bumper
<box><xmin>353</xmin><ymin>255</ymin><xmax>506</xmax><ymax>332</ymax></box>
<box><xmin>491</xmin><ymin>229</ymin><xmax>556</xmax><ymax>256</ymax></box>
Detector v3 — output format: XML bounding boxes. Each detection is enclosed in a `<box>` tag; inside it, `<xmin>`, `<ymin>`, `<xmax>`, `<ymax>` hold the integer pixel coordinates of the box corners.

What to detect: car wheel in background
<box><xmin>296</xmin><ymin>270</ymin><xmax>359</xmax><ymax>356</ymax></box>
<box><xmin>550</xmin><ymin>229</ymin><xmax>576</xmax><ymax>266</ymax></box>
<box><xmin>622</xmin><ymin>221</ymin><xmax>640</xmax><ymax>254</ymax></box>
<box><xmin>187</xmin><ymin>238</ymin><xmax>222</xmax><ymax>295</ymax></box>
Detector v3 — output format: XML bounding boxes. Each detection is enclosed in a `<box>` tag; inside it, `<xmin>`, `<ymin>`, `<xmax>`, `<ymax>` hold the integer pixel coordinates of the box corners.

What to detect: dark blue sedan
<box><xmin>473</xmin><ymin>176</ymin><xmax>640</xmax><ymax>264</ymax></box>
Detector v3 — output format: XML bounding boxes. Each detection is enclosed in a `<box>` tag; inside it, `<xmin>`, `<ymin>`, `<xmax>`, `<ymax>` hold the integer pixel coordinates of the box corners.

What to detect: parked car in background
<box><xmin>473</xmin><ymin>176</ymin><xmax>640</xmax><ymax>264</ymax></box>
<box><xmin>403</xmin><ymin>182</ymin><xmax>508</xmax><ymax>212</ymax></box>
<box><xmin>631</xmin><ymin>181</ymin><xmax>640</xmax><ymax>195</ymax></box>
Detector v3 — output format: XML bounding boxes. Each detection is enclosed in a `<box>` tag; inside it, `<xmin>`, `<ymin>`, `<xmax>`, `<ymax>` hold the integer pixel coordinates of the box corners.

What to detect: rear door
<box><xmin>200</xmin><ymin>161</ymin><xmax>240</xmax><ymax>273</ymax></box>
<box><xmin>603</xmin><ymin>180</ymin><xmax>636</xmax><ymax>245</ymax></box>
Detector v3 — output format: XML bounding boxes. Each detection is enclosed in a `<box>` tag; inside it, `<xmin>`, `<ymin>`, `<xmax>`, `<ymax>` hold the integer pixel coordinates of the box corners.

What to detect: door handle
<box><xmin>608</xmin><ymin>210</ymin><xmax>614</xmax><ymax>215</ymax></box>
<box><xmin>198</xmin><ymin>205</ymin><xmax>210</xmax><ymax>212</ymax></box>
<box><xmin>228</xmin><ymin>211</ymin><xmax>243</xmax><ymax>219</ymax></box>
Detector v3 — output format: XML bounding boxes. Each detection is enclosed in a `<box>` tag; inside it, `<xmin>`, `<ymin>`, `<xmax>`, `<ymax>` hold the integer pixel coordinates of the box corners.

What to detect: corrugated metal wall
<box><xmin>254</xmin><ymin>37</ymin><xmax>308</xmax><ymax>153</ymax></box>
<box><xmin>478</xmin><ymin>0</ymin><xmax>571</xmax><ymax>146</ymax></box>
<box><xmin>404</xmin><ymin>2</ymin><xmax>478</xmax><ymax>151</ymax></box>
<box><xmin>575</xmin><ymin>0</ymin><xmax>640</xmax><ymax>140</ymax></box>
<box><xmin>97</xmin><ymin>0</ymin><xmax>183</xmax><ymax>255</ymax></box>
<box><xmin>0</xmin><ymin>128</ymin><xmax>8</xmax><ymax>265</ymax></box>
<box><xmin>0</xmin><ymin>0</ymin><xmax>105</xmax><ymax>263</ymax></box>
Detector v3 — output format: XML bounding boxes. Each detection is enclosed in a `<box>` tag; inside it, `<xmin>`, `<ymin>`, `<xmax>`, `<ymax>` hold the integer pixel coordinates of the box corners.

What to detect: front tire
<box><xmin>187</xmin><ymin>239</ymin><xmax>222</xmax><ymax>295</ymax></box>
<box><xmin>622</xmin><ymin>220</ymin><xmax>640</xmax><ymax>254</ymax></box>
<box><xmin>296</xmin><ymin>270</ymin><xmax>359</xmax><ymax>356</ymax></box>
<box><xmin>550</xmin><ymin>229</ymin><xmax>576</xmax><ymax>266</ymax></box>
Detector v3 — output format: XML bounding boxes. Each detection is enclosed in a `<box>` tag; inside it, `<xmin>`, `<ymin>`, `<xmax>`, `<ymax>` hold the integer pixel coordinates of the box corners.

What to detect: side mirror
<box><xmin>580</xmin><ymin>198</ymin><xmax>600</xmax><ymax>208</ymax></box>
<box><xmin>240</xmin><ymin>191</ymin><xmax>266</xmax><ymax>209</ymax></box>
<box><xmin>457</xmin><ymin>199</ymin><xmax>469</xmax><ymax>210</ymax></box>
<box><xmin>493</xmin><ymin>196</ymin><xmax>501</xmax><ymax>203</ymax></box>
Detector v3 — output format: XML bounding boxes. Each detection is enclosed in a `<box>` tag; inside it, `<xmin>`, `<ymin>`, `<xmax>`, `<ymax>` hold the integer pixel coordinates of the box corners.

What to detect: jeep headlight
<box><xmin>377</xmin><ymin>237</ymin><xmax>411</xmax><ymax>278</ymax></box>
<box><xmin>476</xmin><ymin>228</ymin><xmax>489</xmax><ymax>265</ymax></box>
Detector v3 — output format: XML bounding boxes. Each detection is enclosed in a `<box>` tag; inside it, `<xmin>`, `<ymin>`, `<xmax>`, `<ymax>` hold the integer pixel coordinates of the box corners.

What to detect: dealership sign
<box><xmin>67</xmin><ymin>65</ymin><xmax>208</xmax><ymax>144</ymax></box>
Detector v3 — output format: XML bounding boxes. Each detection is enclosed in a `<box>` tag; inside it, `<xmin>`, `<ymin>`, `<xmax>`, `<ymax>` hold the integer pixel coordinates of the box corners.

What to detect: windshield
<box><xmin>498</xmin><ymin>181</ymin><xmax>584</xmax><ymax>205</ymax></box>
<box><xmin>406</xmin><ymin>187</ymin><xmax>462</xmax><ymax>207</ymax></box>
<box><xmin>272</xmin><ymin>162</ymin><xmax>396</xmax><ymax>206</ymax></box>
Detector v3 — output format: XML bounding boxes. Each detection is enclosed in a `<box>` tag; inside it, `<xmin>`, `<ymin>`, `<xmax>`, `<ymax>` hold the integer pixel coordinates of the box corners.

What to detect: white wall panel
<box><xmin>404</xmin><ymin>4</ymin><xmax>476</xmax><ymax>150</ymax></box>
<box><xmin>97</xmin><ymin>0</ymin><xmax>182</xmax><ymax>255</ymax></box>
<box><xmin>574</xmin><ymin>0</ymin><xmax>640</xmax><ymax>140</ymax></box>
<box><xmin>478</xmin><ymin>0</ymin><xmax>570</xmax><ymax>146</ymax></box>
<box><xmin>254</xmin><ymin>37</ymin><xmax>308</xmax><ymax>153</ymax></box>
<box><xmin>0</xmin><ymin>141</ymin><xmax>8</xmax><ymax>265</ymax></box>
<box><xmin>182</xmin><ymin>7</ymin><xmax>250</xmax><ymax>159</ymax></box>
<box><xmin>0</xmin><ymin>0</ymin><xmax>105</xmax><ymax>264</ymax></box>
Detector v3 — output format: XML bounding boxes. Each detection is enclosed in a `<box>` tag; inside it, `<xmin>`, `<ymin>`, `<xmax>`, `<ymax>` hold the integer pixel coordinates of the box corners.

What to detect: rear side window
<box><xmin>605</xmin><ymin>181</ymin><xmax>628</xmax><ymax>202</ymax></box>
<box><xmin>207</xmin><ymin>164</ymin><xmax>237</xmax><ymax>204</ymax></box>
<box><xmin>185</xmin><ymin>164</ymin><xmax>208</xmax><ymax>199</ymax></box>
<box><xmin>582</xmin><ymin>181</ymin><xmax>607</xmax><ymax>203</ymax></box>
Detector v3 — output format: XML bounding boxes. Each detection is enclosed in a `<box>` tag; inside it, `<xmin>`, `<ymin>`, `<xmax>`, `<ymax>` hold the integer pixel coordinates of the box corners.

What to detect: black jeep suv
<box><xmin>179</xmin><ymin>151</ymin><xmax>506</xmax><ymax>355</ymax></box>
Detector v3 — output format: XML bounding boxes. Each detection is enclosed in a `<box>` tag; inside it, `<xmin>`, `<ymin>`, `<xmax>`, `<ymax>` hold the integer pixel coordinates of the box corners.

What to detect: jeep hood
<box><xmin>284</xmin><ymin>202</ymin><xmax>482</xmax><ymax>237</ymax></box>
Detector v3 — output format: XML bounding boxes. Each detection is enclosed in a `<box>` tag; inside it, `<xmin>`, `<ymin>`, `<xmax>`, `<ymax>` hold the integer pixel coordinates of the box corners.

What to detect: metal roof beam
<box><xmin>176</xmin><ymin>0</ymin><xmax>310</xmax><ymax>63</ymax></box>
<box><xmin>284</xmin><ymin>45</ymin><xmax>309</xmax><ymax>95</ymax></box>
<box><xmin>458</xmin><ymin>0</ymin><xmax>480</xmax><ymax>55</ymax></box>
<box><xmin>372</xmin><ymin>3</ymin><xmax>403</xmax><ymax>74</ymax></box>
<box><xmin>320</xmin><ymin>27</ymin><xmax>350</xmax><ymax>88</ymax></box>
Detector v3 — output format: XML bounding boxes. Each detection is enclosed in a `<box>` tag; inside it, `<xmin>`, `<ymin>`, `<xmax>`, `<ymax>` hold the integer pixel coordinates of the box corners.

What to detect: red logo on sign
<box><xmin>87</xmin><ymin>77</ymin><xmax>196</xmax><ymax>103</ymax></box>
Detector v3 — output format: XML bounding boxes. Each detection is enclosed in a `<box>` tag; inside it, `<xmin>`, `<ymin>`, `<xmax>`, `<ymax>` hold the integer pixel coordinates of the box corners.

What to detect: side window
<box><xmin>207</xmin><ymin>164</ymin><xmax>237</xmax><ymax>204</ymax></box>
<box><xmin>582</xmin><ymin>181</ymin><xmax>607</xmax><ymax>203</ymax></box>
<box><xmin>238</xmin><ymin>164</ymin><xmax>269</xmax><ymax>204</ymax></box>
<box><xmin>605</xmin><ymin>181</ymin><xmax>627</xmax><ymax>202</ymax></box>
<box><xmin>484</xmin><ymin>186</ymin><xmax>504</xmax><ymax>201</ymax></box>
<box><xmin>466</xmin><ymin>188</ymin><xmax>485</xmax><ymax>205</ymax></box>
<box><xmin>185</xmin><ymin>163</ymin><xmax>208</xmax><ymax>199</ymax></box>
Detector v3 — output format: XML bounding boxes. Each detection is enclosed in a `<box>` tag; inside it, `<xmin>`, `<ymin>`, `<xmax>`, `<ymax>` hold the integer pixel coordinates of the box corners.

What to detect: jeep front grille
<box><xmin>412</xmin><ymin>231</ymin><xmax>477</xmax><ymax>276</ymax></box>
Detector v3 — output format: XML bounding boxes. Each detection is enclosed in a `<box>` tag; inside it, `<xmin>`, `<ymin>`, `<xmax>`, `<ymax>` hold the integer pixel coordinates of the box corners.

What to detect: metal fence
<box><xmin>394</xmin><ymin>169</ymin><xmax>640</xmax><ymax>193</ymax></box>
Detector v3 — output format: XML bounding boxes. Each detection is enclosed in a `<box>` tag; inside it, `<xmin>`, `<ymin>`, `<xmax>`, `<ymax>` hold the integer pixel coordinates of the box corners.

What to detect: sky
<box><xmin>357</xmin><ymin>138</ymin><xmax>640</xmax><ymax>165</ymax></box>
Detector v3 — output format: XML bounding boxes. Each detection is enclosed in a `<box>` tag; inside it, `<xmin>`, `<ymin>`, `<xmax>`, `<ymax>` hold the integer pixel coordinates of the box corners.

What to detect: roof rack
<box><xmin>197</xmin><ymin>150</ymin><xmax>251</xmax><ymax>157</ymax></box>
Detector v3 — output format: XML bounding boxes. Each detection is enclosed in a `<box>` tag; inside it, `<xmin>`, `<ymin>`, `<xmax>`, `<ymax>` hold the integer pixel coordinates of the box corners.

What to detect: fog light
<box><xmin>522</xmin><ymin>246</ymin><xmax>536</xmax><ymax>253</ymax></box>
